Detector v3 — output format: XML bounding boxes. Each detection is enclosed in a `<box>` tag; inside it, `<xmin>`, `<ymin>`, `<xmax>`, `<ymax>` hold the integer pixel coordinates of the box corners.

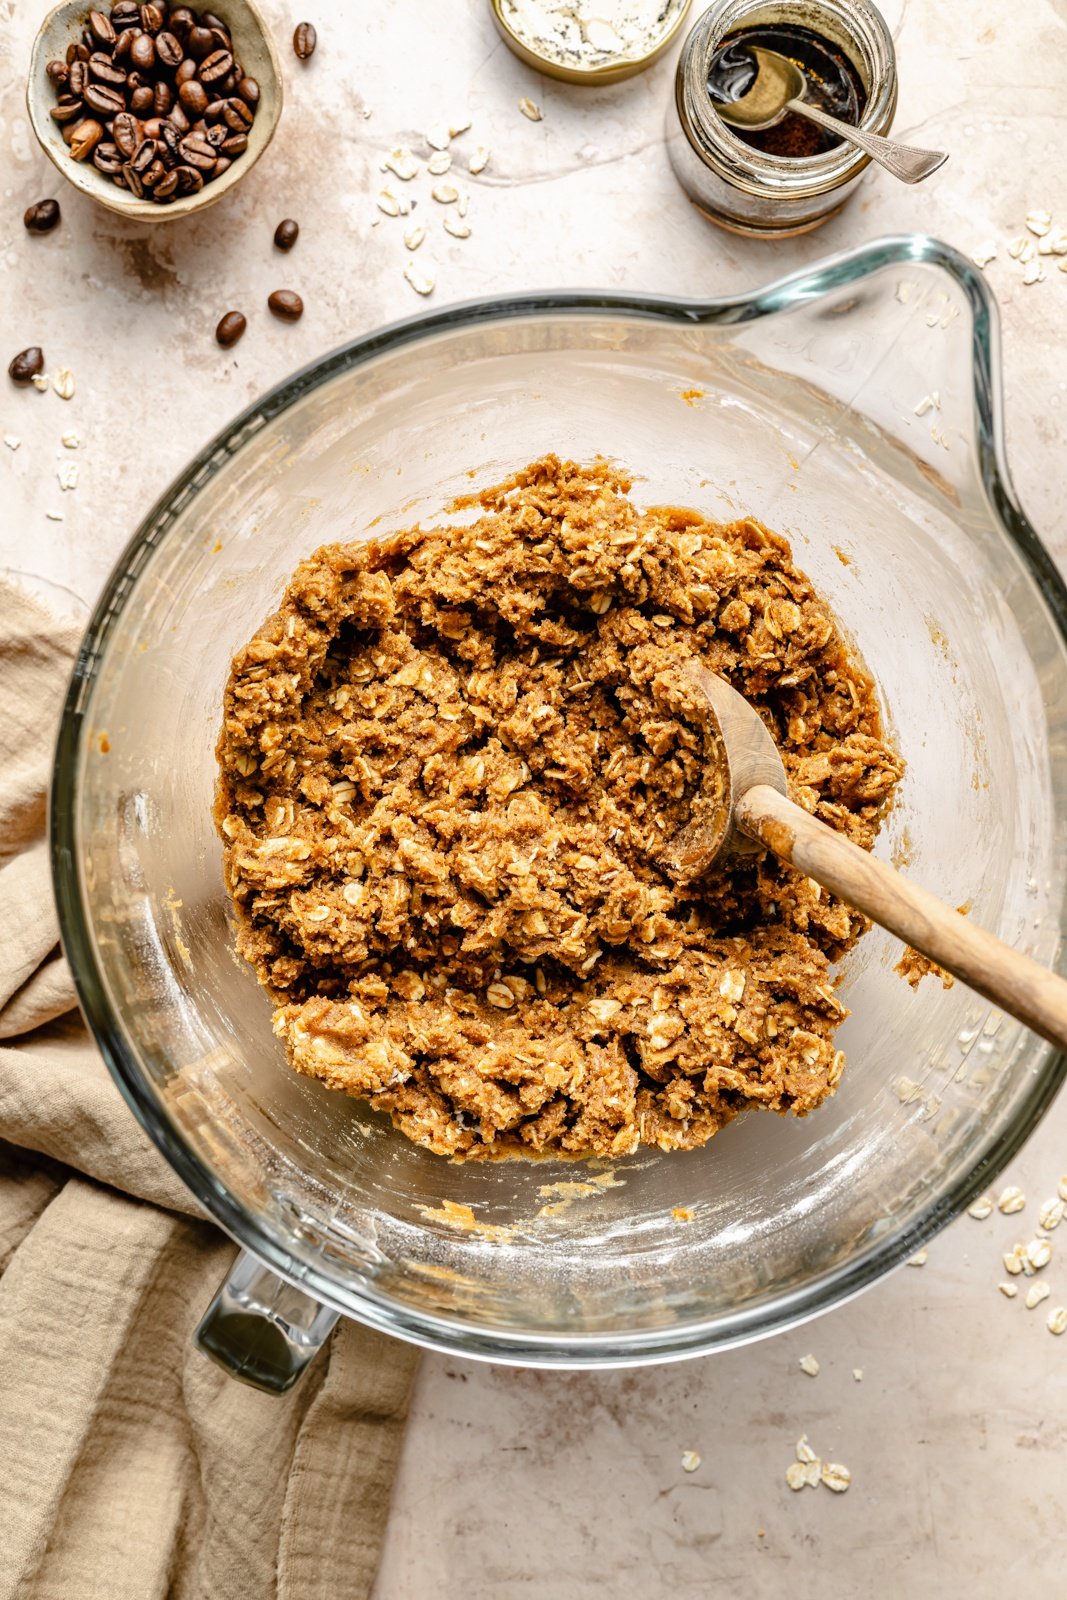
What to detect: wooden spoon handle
<box><xmin>736</xmin><ymin>783</ymin><xmax>1067</xmax><ymax>1052</ymax></box>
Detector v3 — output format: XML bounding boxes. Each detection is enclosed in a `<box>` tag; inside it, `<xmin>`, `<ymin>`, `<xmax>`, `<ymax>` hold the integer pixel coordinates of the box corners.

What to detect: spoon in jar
<box><xmin>716</xmin><ymin>45</ymin><xmax>948</xmax><ymax>185</ymax></box>
<box><xmin>663</xmin><ymin>663</ymin><xmax>1067</xmax><ymax>1051</ymax></box>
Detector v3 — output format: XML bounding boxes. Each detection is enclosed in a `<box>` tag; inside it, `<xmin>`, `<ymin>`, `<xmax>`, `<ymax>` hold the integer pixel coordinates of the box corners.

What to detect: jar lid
<box><xmin>490</xmin><ymin>0</ymin><xmax>693</xmax><ymax>85</ymax></box>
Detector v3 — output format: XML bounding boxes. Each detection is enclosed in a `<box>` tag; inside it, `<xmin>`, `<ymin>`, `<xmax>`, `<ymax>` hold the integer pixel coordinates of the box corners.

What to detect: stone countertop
<box><xmin>2</xmin><ymin>1</ymin><xmax>1066</xmax><ymax>1593</ymax></box>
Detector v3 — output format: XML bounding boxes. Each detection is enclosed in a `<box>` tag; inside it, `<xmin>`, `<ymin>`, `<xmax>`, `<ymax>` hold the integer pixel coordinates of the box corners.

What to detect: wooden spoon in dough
<box><xmin>663</xmin><ymin>662</ymin><xmax>1067</xmax><ymax>1052</ymax></box>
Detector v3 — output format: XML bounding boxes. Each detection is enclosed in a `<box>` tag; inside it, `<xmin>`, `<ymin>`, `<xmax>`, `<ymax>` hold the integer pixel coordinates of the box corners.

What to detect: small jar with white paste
<box><xmin>492</xmin><ymin>0</ymin><xmax>693</xmax><ymax>84</ymax></box>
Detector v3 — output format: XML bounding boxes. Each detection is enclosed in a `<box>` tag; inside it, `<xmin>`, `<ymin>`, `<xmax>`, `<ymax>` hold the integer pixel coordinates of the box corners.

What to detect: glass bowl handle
<box><xmin>194</xmin><ymin>1249</ymin><xmax>339</xmax><ymax>1394</ymax></box>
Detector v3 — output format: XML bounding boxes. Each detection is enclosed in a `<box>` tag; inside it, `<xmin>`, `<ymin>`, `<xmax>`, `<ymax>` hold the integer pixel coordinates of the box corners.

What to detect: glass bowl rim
<box><xmin>50</xmin><ymin>233</ymin><xmax>1067</xmax><ymax>1366</ymax></box>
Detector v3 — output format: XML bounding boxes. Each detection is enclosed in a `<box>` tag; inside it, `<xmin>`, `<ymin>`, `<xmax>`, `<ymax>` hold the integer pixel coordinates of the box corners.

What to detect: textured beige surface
<box><xmin>3</xmin><ymin>0</ymin><xmax>1067</xmax><ymax>1594</ymax></box>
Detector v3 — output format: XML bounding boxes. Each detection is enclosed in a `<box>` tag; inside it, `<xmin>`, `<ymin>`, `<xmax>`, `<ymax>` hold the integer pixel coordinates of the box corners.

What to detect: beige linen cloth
<box><xmin>0</xmin><ymin>583</ymin><xmax>418</xmax><ymax>1600</ymax></box>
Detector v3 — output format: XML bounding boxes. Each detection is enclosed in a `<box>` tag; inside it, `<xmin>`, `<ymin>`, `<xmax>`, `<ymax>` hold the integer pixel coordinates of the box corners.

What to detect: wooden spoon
<box><xmin>663</xmin><ymin>663</ymin><xmax>1067</xmax><ymax>1052</ymax></box>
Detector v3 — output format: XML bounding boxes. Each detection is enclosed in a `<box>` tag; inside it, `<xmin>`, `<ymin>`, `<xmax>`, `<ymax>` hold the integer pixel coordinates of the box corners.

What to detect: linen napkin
<box><xmin>0</xmin><ymin>581</ymin><xmax>417</xmax><ymax>1600</ymax></box>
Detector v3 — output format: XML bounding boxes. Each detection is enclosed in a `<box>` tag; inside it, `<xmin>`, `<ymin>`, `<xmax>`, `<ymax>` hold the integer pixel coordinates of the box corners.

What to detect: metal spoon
<box><xmin>716</xmin><ymin>45</ymin><xmax>948</xmax><ymax>186</ymax></box>
<box><xmin>663</xmin><ymin>664</ymin><xmax>1067</xmax><ymax>1052</ymax></box>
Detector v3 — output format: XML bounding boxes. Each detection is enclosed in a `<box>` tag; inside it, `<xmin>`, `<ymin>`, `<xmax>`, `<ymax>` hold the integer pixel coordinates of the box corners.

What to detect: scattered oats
<box><xmin>972</xmin><ymin>240</ymin><xmax>997</xmax><ymax>267</ymax></box>
<box><xmin>45</xmin><ymin>509</ymin><xmax>63</xmax><ymax>521</ymax></box>
<box><xmin>31</xmin><ymin>374</ymin><xmax>51</xmax><ymax>392</ymax></box>
<box><xmin>1007</xmin><ymin>235</ymin><xmax>1034</xmax><ymax>261</ymax></box>
<box><xmin>61</xmin><ymin>431</ymin><xmax>80</xmax><ymax>449</ymax></box>
<box><xmin>895</xmin><ymin>280</ymin><xmax>913</xmax><ymax>303</ymax></box>
<box><xmin>1046</xmin><ymin>226</ymin><xmax>1067</xmax><ymax>255</ymax></box>
<box><xmin>1058</xmin><ymin>1176</ymin><xmax>1067</xmax><ymax>1203</ymax></box>
<box><xmin>518</xmin><ymin>97</ymin><xmax>543</xmax><ymax>121</ymax></box>
<box><xmin>914</xmin><ymin>391</ymin><xmax>941</xmax><ymax>416</ymax></box>
<box><xmin>486</xmin><ymin>981</ymin><xmax>516</xmax><ymax>1010</ymax></box>
<box><xmin>968</xmin><ymin>1196</ymin><xmax>995</xmax><ymax>1219</ymax></box>
<box><xmin>403</xmin><ymin>261</ymin><xmax>435</xmax><ymax>296</ymax></box>
<box><xmin>821</xmin><ymin>1462</ymin><xmax>851</xmax><ymax>1494</ymax></box>
<box><xmin>456</xmin><ymin>188</ymin><xmax>469</xmax><ymax>218</ymax></box>
<box><xmin>377</xmin><ymin>189</ymin><xmax>402</xmax><ymax>217</ymax></box>
<box><xmin>425</xmin><ymin>122</ymin><xmax>451</xmax><ymax>150</ymax></box>
<box><xmin>382</xmin><ymin>146</ymin><xmax>419</xmax><ymax>181</ymax></box>
<box><xmin>1059</xmin><ymin>260</ymin><xmax>1067</xmax><ymax>274</ymax></box>
<box><xmin>448</xmin><ymin>116</ymin><xmax>472</xmax><ymax>137</ymax></box>
<box><xmin>852</xmin><ymin>1368</ymin><xmax>863</xmax><ymax>1381</ymax></box>
<box><xmin>1003</xmin><ymin>1244</ymin><xmax>1027</xmax><ymax>1275</ymax></box>
<box><xmin>53</xmin><ymin>368</ymin><xmax>75</xmax><ymax>400</ymax></box>
<box><xmin>1025</xmin><ymin>208</ymin><xmax>1052</xmax><ymax>237</ymax></box>
<box><xmin>1025</xmin><ymin>1281</ymin><xmax>1051</xmax><ymax>1310</ymax></box>
<box><xmin>999</xmin><ymin>1281</ymin><xmax>1018</xmax><ymax>1298</ymax></box>
<box><xmin>894</xmin><ymin>1075</ymin><xmax>922</xmax><ymax>1104</ymax></box>
<box><xmin>427</xmin><ymin>150</ymin><xmax>452</xmax><ymax>175</ymax></box>
<box><xmin>795</xmin><ymin>1435</ymin><xmax>817</xmax><ymax>1463</ymax></box>
<box><xmin>443</xmin><ymin>213</ymin><xmax>471</xmax><ymax>239</ymax></box>
<box><xmin>798</xmin><ymin>1353</ymin><xmax>820</xmax><ymax>1377</ymax></box>
<box><xmin>1047</xmin><ymin>1305</ymin><xmax>1067</xmax><ymax>1335</ymax></box>
<box><xmin>998</xmin><ymin>1186</ymin><xmax>1026</xmax><ymax>1214</ymax></box>
<box><xmin>468</xmin><ymin>145</ymin><xmax>490</xmax><ymax>174</ymax></box>
<box><xmin>1040</xmin><ymin>1198</ymin><xmax>1065</xmax><ymax>1232</ymax></box>
<box><xmin>1026</xmin><ymin>1238</ymin><xmax>1052</xmax><ymax>1271</ymax></box>
<box><xmin>1022</xmin><ymin>259</ymin><xmax>1045</xmax><ymax>286</ymax></box>
<box><xmin>403</xmin><ymin>224</ymin><xmax>426</xmax><ymax>251</ymax></box>
<box><xmin>786</xmin><ymin>1460</ymin><xmax>821</xmax><ymax>1490</ymax></box>
<box><xmin>431</xmin><ymin>182</ymin><xmax>459</xmax><ymax>204</ymax></box>
<box><xmin>681</xmin><ymin>1450</ymin><xmax>701</xmax><ymax>1473</ymax></box>
<box><xmin>907</xmin><ymin>1249</ymin><xmax>928</xmax><ymax>1267</ymax></box>
<box><xmin>3</xmin><ymin>434</ymin><xmax>20</xmax><ymax>451</ymax></box>
<box><xmin>57</xmin><ymin>460</ymin><xmax>78</xmax><ymax>491</ymax></box>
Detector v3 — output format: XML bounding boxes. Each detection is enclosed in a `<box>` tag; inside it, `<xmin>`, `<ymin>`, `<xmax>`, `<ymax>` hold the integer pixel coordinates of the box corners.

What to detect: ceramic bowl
<box><xmin>26</xmin><ymin>0</ymin><xmax>282</xmax><ymax>222</ymax></box>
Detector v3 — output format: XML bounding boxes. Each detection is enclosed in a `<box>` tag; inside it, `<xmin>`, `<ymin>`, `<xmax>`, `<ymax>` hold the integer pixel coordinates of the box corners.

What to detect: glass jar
<box><xmin>667</xmin><ymin>0</ymin><xmax>898</xmax><ymax>236</ymax></box>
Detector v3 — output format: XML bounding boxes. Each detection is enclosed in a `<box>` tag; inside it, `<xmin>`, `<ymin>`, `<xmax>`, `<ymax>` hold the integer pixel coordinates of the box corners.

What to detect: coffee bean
<box><xmin>179</xmin><ymin>133</ymin><xmax>216</xmax><ymax>169</ymax></box>
<box><xmin>293</xmin><ymin>21</ymin><xmax>316</xmax><ymax>59</ymax></box>
<box><xmin>69</xmin><ymin>117</ymin><xmax>104</xmax><ymax>161</ymax></box>
<box><xmin>223</xmin><ymin>97</ymin><xmax>252</xmax><ymax>130</ymax></box>
<box><xmin>49</xmin><ymin>99</ymin><xmax>85</xmax><ymax>124</ymax></box>
<box><xmin>274</xmin><ymin>217</ymin><xmax>299</xmax><ymax>251</ymax></box>
<box><xmin>268</xmin><ymin>289</ymin><xmax>304</xmax><ymax>322</ymax></box>
<box><xmin>24</xmin><ymin>198</ymin><xmax>61</xmax><ymax>233</ymax></box>
<box><xmin>215</xmin><ymin>310</ymin><xmax>246</xmax><ymax>347</ymax></box>
<box><xmin>46</xmin><ymin>3</ymin><xmax>259</xmax><ymax>206</ymax></box>
<box><xmin>112</xmin><ymin>110</ymin><xmax>141</xmax><ymax>154</ymax></box>
<box><xmin>129</xmin><ymin>31</ymin><xmax>155</xmax><ymax>70</ymax></box>
<box><xmin>156</xmin><ymin>29</ymin><xmax>183</xmax><ymax>66</ymax></box>
<box><xmin>198</xmin><ymin>47</ymin><xmax>233</xmax><ymax>83</ymax></box>
<box><xmin>178</xmin><ymin>78</ymin><xmax>208</xmax><ymax>113</ymax></box>
<box><xmin>83</xmin><ymin>82</ymin><xmax>125</xmax><ymax>117</ymax></box>
<box><xmin>88</xmin><ymin>9</ymin><xmax>116</xmax><ymax>46</ymax></box>
<box><xmin>185</xmin><ymin>24</ymin><xmax>214</xmax><ymax>58</ymax></box>
<box><xmin>93</xmin><ymin>141</ymin><xmax>124</xmax><ymax>174</ymax></box>
<box><xmin>8</xmin><ymin>347</ymin><xmax>44</xmax><ymax>386</ymax></box>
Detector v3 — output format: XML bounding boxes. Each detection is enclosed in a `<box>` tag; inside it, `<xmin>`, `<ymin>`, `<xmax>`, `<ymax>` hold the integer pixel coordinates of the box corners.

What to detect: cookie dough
<box><xmin>216</xmin><ymin>457</ymin><xmax>903</xmax><ymax>1160</ymax></box>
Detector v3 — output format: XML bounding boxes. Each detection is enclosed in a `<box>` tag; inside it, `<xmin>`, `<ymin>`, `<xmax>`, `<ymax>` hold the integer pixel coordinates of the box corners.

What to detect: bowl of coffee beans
<box><xmin>27</xmin><ymin>0</ymin><xmax>282</xmax><ymax>220</ymax></box>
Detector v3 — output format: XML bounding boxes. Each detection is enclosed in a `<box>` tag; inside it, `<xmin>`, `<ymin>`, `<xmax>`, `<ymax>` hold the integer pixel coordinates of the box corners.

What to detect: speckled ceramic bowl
<box><xmin>27</xmin><ymin>0</ymin><xmax>282</xmax><ymax>222</ymax></box>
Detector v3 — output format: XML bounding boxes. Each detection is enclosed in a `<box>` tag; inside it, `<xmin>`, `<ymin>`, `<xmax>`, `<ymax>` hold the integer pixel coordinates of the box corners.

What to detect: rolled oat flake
<box><xmin>493</xmin><ymin>0</ymin><xmax>691</xmax><ymax>79</ymax></box>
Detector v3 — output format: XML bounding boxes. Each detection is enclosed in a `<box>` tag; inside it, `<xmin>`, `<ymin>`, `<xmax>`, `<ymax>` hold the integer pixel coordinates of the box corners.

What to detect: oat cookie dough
<box><xmin>217</xmin><ymin>457</ymin><xmax>903</xmax><ymax>1160</ymax></box>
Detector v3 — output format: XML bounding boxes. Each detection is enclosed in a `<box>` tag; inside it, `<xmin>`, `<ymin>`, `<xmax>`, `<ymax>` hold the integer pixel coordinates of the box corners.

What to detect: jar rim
<box><xmin>677</xmin><ymin>0</ymin><xmax>898</xmax><ymax>200</ymax></box>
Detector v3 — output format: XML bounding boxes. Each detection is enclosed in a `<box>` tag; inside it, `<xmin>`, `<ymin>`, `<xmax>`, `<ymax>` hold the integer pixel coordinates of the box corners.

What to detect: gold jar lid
<box><xmin>491</xmin><ymin>0</ymin><xmax>693</xmax><ymax>85</ymax></box>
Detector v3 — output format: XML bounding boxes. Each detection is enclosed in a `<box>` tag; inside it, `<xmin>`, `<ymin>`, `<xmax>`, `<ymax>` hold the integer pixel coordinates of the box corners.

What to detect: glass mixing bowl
<box><xmin>52</xmin><ymin>236</ymin><xmax>1067</xmax><ymax>1392</ymax></box>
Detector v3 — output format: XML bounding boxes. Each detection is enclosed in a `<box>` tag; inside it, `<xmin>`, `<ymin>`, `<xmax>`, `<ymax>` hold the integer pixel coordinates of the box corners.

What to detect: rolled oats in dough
<box><xmin>216</xmin><ymin>457</ymin><xmax>903</xmax><ymax>1160</ymax></box>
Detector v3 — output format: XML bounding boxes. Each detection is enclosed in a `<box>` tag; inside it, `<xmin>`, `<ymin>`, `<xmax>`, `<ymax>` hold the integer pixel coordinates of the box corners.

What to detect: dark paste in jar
<box><xmin>707</xmin><ymin>23</ymin><xmax>867</xmax><ymax>158</ymax></box>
